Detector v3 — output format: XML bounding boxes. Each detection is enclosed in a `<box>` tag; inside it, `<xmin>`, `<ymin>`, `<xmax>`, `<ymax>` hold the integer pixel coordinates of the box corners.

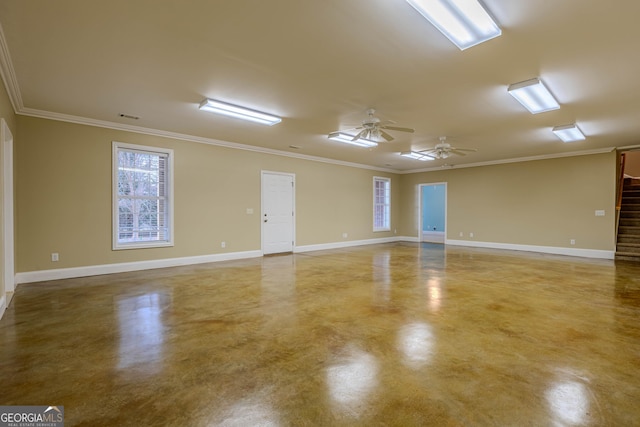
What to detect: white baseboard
<box><xmin>14</xmin><ymin>237</ymin><xmax>614</xmax><ymax>286</ymax></box>
<box><xmin>445</xmin><ymin>239</ymin><xmax>615</xmax><ymax>259</ymax></box>
<box><xmin>0</xmin><ymin>295</ymin><xmax>5</xmax><ymax>320</ymax></box>
<box><xmin>295</xmin><ymin>236</ymin><xmax>407</xmax><ymax>253</ymax></box>
<box><xmin>15</xmin><ymin>250</ymin><xmax>264</xmax><ymax>284</ymax></box>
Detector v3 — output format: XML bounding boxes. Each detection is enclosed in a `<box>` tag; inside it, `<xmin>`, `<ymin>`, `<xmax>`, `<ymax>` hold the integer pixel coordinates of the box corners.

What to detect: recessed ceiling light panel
<box><xmin>406</xmin><ymin>0</ymin><xmax>501</xmax><ymax>50</ymax></box>
<box><xmin>400</xmin><ymin>151</ymin><xmax>435</xmax><ymax>161</ymax></box>
<box><xmin>199</xmin><ymin>99</ymin><xmax>282</xmax><ymax>126</ymax></box>
<box><xmin>508</xmin><ymin>78</ymin><xmax>560</xmax><ymax>114</ymax></box>
<box><xmin>552</xmin><ymin>124</ymin><xmax>585</xmax><ymax>142</ymax></box>
<box><xmin>328</xmin><ymin>132</ymin><xmax>378</xmax><ymax>147</ymax></box>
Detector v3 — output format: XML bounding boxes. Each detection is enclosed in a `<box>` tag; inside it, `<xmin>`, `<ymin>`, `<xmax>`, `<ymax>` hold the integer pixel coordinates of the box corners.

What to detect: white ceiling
<box><xmin>1</xmin><ymin>0</ymin><xmax>639</xmax><ymax>171</ymax></box>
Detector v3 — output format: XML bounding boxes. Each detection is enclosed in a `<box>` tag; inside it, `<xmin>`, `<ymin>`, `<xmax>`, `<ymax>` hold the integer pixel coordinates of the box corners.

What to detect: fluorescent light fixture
<box><xmin>199</xmin><ymin>99</ymin><xmax>281</xmax><ymax>125</ymax></box>
<box><xmin>552</xmin><ymin>124</ymin><xmax>585</xmax><ymax>143</ymax></box>
<box><xmin>328</xmin><ymin>132</ymin><xmax>378</xmax><ymax>147</ymax></box>
<box><xmin>507</xmin><ymin>78</ymin><xmax>560</xmax><ymax>114</ymax></box>
<box><xmin>400</xmin><ymin>151</ymin><xmax>435</xmax><ymax>161</ymax></box>
<box><xmin>406</xmin><ymin>0</ymin><xmax>501</xmax><ymax>50</ymax></box>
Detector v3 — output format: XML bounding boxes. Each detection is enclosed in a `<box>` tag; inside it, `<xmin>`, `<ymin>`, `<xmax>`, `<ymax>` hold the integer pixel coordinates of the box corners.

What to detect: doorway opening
<box><xmin>419</xmin><ymin>183</ymin><xmax>446</xmax><ymax>244</ymax></box>
<box><xmin>1</xmin><ymin>119</ymin><xmax>14</xmax><ymax>318</ymax></box>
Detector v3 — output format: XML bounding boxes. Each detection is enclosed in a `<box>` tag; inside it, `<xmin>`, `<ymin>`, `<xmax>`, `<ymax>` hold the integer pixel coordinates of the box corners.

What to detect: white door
<box><xmin>262</xmin><ymin>171</ymin><xmax>295</xmax><ymax>255</ymax></box>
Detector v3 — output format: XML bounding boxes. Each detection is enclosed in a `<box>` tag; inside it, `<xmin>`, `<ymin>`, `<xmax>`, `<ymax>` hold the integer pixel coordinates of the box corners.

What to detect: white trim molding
<box><xmin>445</xmin><ymin>239</ymin><xmax>615</xmax><ymax>260</ymax></box>
<box><xmin>295</xmin><ymin>236</ymin><xmax>405</xmax><ymax>253</ymax></box>
<box><xmin>13</xmin><ymin>236</ymin><xmax>615</xmax><ymax>285</ymax></box>
<box><xmin>0</xmin><ymin>294</ymin><xmax>5</xmax><ymax>320</ymax></box>
<box><xmin>0</xmin><ymin>22</ymin><xmax>23</xmax><ymax>112</ymax></box>
<box><xmin>15</xmin><ymin>250</ymin><xmax>263</xmax><ymax>285</ymax></box>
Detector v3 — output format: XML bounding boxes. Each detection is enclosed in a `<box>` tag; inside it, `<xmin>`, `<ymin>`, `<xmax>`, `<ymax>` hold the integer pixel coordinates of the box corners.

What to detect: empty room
<box><xmin>1</xmin><ymin>1</ymin><xmax>640</xmax><ymax>425</ymax></box>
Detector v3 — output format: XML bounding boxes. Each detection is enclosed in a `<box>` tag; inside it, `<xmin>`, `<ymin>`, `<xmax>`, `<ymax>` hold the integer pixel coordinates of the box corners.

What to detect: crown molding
<box><xmin>0</xmin><ymin>21</ymin><xmax>617</xmax><ymax>175</ymax></box>
<box><xmin>0</xmin><ymin>22</ymin><xmax>23</xmax><ymax>112</ymax></box>
<box><xmin>398</xmin><ymin>147</ymin><xmax>616</xmax><ymax>174</ymax></box>
<box><xmin>18</xmin><ymin>107</ymin><xmax>398</xmax><ymax>174</ymax></box>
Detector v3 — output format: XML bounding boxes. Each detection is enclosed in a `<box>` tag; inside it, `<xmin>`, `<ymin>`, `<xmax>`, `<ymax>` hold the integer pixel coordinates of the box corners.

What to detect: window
<box><xmin>373</xmin><ymin>177</ymin><xmax>391</xmax><ymax>232</ymax></box>
<box><xmin>113</xmin><ymin>142</ymin><xmax>173</xmax><ymax>249</ymax></box>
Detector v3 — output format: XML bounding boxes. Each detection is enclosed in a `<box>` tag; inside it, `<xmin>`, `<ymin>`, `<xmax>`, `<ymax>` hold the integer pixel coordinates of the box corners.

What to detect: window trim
<box><xmin>112</xmin><ymin>141</ymin><xmax>174</xmax><ymax>250</ymax></box>
<box><xmin>373</xmin><ymin>176</ymin><xmax>391</xmax><ymax>232</ymax></box>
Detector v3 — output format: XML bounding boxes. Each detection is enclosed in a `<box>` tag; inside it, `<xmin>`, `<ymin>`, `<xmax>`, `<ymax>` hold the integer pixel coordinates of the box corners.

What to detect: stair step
<box><xmin>618</xmin><ymin>226</ymin><xmax>640</xmax><ymax>235</ymax></box>
<box><xmin>615</xmin><ymin>253</ymin><xmax>640</xmax><ymax>262</ymax></box>
<box><xmin>620</xmin><ymin>210</ymin><xmax>640</xmax><ymax>217</ymax></box>
<box><xmin>617</xmin><ymin>243</ymin><xmax>640</xmax><ymax>252</ymax></box>
<box><xmin>619</xmin><ymin>218</ymin><xmax>640</xmax><ymax>226</ymax></box>
<box><xmin>616</xmin><ymin>236</ymin><xmax>640</xmax><ymax>247</ymax></box>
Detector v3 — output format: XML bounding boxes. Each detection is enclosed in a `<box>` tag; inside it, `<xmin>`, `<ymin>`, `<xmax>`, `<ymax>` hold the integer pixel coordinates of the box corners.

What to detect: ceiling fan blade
<box><xmin>420</xmin><ymin>148</ymin><xmax>438</xmax><ymax>154</ymax></box>
<box><xmin>381</xmin><ymin>125</ymin><xmax>415</xmax><ymax>133</ymax></box>
<box><xmin>452</xmin><ymin>148</ymin><xmax>477</xmax><ymax>152</ymax></box>
<box><xmin>352</xmin><ymin>129</ymin><xmax>367</xmax><ymax>141</ymax></box>
<box><xmin>450</xmin><ymin>149</ymin><xmax>470</xmax><ymax>156</ymax></box>
<box><xmin>379</xmin><ymin>130</ymin><xmax>394</xmax><ymax>142</ymax></box>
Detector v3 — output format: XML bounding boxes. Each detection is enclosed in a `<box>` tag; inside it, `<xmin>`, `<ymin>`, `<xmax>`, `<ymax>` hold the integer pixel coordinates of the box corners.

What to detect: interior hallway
<box><xmin>1</xmin><ymin>243</ymin><xmax>640</xmax><ymax>426</ymax></box>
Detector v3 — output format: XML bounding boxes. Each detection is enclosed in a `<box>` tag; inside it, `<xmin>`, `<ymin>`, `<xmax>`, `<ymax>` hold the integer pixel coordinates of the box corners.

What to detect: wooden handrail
<box><xmin>615</xmin><ymin>152</ymin><xmax>626</xmax><ymax>241</ymax></box>
<box><xmin>617</xmin><ymin>152</ymin><xmax>626</xmax><ymax>211</ymax></box>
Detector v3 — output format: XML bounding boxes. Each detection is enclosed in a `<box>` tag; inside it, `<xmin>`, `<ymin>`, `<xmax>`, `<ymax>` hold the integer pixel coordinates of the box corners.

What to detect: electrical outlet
<box><xmin>570</xmin><ymin>239</ymin><xmax>575</xmax><ymax>245</ymax></box>
<box><xmin>221</xmin><ymin>241</ymin><xmax>226</xmax><ymax>248</ymax></box>
<box><xmin>342</xmin><ymin>233</ymin><xmax>348</xmax><ymax>238</ymax></box>
<box><xmin>470</xmin><ymin>232</ymin><xmax>474</xmax><ymax>238</ymax></box>
<box><xmin>246</xmin><ymin>208</ymin><xmax>254</xmax><ymax>214</ymax></box>
<box><xmin>459</xmin><ymin>232</ymin><xmax>463</xmax><ymax>237</ymax></box>
<box><xmin>51</xmin><ymin>253</ymin><xmax>59</xmax><ymax>262</ymax></box>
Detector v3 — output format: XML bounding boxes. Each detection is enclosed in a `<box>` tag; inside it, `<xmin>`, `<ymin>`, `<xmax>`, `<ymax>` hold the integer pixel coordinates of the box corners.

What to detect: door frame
<box><xmin>418</xmin><ymin>182</ymin><xmax>447</xmax><ymax>243</ymax></box>
<box><xmin>1</xmin><ymin>118</ymin><xmax>14</xmax><ymax>317</ymax></box>
<box><xmin>261</xmin><ymin>170</ymin><xmax>296</xmax><ymax>255</ymax></box>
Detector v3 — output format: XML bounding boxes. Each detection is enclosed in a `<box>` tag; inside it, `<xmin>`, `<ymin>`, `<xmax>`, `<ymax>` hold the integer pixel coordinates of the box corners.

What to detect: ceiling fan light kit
<box><xmin>507</xmin><ymin>78</ymin><xmax>560</xmax><ymax>114</ymax></box>
<box><xmin>406</xmin><ymin>0</ymin><xmax>501</xmax><ymax>50</ymax></box>
<box><xmin>552</xmin><ymin>124</ymin><xmax>586</xmax><ymax>143</ymax></box>
<box><xmin>401</xmin><ymin>136</ymin><xmax>477</xmax><ymax>161</ymax></box>
<box><xmin>328</xmin><ymin>109</ymin><xmax>414</xmax><ymax>145</ymax></box>
<box><xmin>199</xmin><ymin>98</ymin><xmax>282</xmax><ymax>126</ymax></box>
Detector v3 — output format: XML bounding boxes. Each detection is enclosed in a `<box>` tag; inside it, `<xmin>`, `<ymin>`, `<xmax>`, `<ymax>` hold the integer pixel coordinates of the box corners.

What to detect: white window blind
<box><xmin>373</xmin><ymin>177</ymin><xmax>391</xmax><ymax>232</ymax></box>
<box><xmin>113</xmin><ymin>142</ymin><xmax>173</xmax><ymax>249</ymax></box>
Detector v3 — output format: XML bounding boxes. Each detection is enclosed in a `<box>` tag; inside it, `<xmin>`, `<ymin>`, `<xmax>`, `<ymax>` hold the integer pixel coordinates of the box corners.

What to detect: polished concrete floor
<box><xmin>2</xmin><ymin>243</ymin><xmax>640</xmax><ymax>426</ymax></box>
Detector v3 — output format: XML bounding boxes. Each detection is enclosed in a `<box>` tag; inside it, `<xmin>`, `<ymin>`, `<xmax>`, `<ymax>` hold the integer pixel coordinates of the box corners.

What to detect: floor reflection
<box><xmin>546</xmin><ymin>369</ymin><xmax>592</xmax><ymax>426</ymax></box>
<box><xmin>117</xmin><ymin>292</ymin><xmax>166</xmax><ymax>374</ymax></box>
<box><xmin>397</xmin><ymin>322</ymin><xmax>435</xmax><ymax>369</ymax></box>
<box><xmin>373</xmin><ymin>251</ymin><xmax>391</xmax><ymax>285</ymax></box>
<box><xmin>214</xmin><ymin>393</ymin><xmax>280</xmax><ymax>427</ymax></box>
<box><xmin>326</xmin><ymin>344</ymin><xmax>379</xmax><ymax>417</ymax></box>
<box><xmin>426</xmin><ymin>278</ymin><xmax>442</xmax><ymax>312</ymax></box>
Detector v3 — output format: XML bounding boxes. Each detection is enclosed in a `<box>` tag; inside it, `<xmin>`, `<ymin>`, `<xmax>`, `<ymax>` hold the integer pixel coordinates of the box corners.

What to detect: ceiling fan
<box><xmin>421</xmin><ymin>136</ymin><xmax>477</xmax><ymax>159</ymax></box>
<box><xmin>328</xmin><ymin>109</ymin><xmax>415</xmax><ymax>142</ymax></box>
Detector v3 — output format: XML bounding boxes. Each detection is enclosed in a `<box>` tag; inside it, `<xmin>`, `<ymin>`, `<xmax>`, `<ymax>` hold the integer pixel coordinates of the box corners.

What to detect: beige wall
<box><xmin>16</xmin><ymin>116</ymin><xmax>399</xmax><ymax>272</ymax></box>
<box><xmin>14</xmin><ymin>114</ymin><xmax>619</xmax><ymax>275</ymax></box>
<box><xmin>0</xmin><ymin>79</ymin><xmax>17</xmax><ymax>303</ymax></box>
<box><xmin>625</xmin><ymin>151</ymin><xmax>640</xmax><ymax>177</ymax></box>
<box><xmin>399</xmin><ymin>152</ymin><xmax>617</xmax><ymax>250</ymax></box>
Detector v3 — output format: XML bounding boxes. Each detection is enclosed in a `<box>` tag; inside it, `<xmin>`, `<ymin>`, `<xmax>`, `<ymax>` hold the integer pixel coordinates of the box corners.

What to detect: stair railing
<box><xmin>616</xmin><ymin>152</ymin><xmax>626</xmax><ymax>240</ymax></box>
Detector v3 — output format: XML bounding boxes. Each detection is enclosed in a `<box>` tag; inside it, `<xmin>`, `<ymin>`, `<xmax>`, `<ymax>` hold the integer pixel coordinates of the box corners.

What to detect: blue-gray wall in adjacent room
<box><xmin>422</xmin><ymin>184</ymin><xmax>445</xmax><ymax>232</ymax></box>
